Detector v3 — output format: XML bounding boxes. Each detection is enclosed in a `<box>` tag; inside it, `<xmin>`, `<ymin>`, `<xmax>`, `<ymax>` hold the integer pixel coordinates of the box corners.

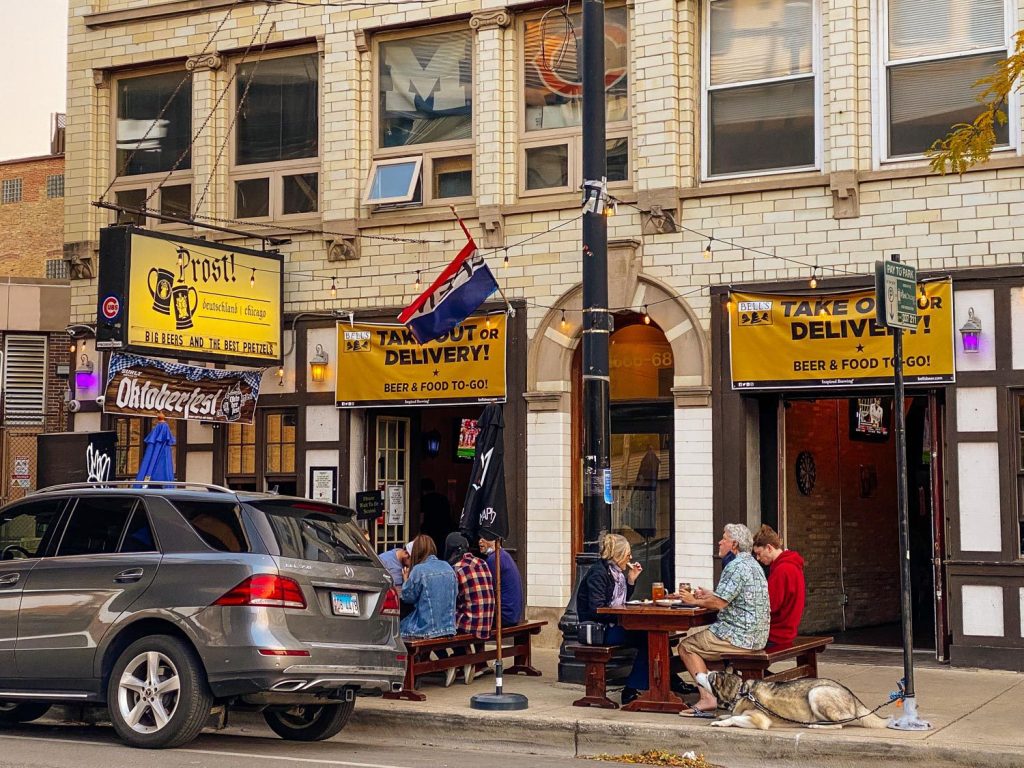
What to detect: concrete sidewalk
<box><xmin>340</xmin><ymin>648</ymin><xmax>1024</xmax><ymax>768</ymax></box>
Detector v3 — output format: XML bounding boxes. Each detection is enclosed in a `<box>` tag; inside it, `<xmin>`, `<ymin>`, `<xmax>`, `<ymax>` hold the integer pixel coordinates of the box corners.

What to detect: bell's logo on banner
<box><xmin>729</xmin><ymin>281</ymin><xmax>955</xmax><ymax>390</ymax></box>
<box><xmin>95</xmin><ymin>227</ymin><xmax>283</xmax><ymax>366</ymax></box>
<box><xmin>336</xmin><ymin>314</ymin><xmax>507</xmax><ymax>407</ymax></box>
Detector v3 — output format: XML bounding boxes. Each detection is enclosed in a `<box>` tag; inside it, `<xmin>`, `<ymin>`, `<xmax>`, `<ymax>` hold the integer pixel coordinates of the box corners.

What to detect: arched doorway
<box><xmin>571</xmin><ymin>313</ymin><xmax>675</xmax><ymax>594</ymax></box>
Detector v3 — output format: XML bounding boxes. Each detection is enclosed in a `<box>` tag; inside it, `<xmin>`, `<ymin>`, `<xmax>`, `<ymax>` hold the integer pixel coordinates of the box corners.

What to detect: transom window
<box><xmin>703</xmin><ymin>0</ymin><xmax>818</xmax><ymax>178</ymax></box>
<box><xmin>882</xmin><ymin>0</ymin><xmax>1010</xmax><ymax>159</ymax></box>
<box><xmin>110</xmin><ymin>69</ymin><xmax>193</xmax><ymax>227</ymax></box>
<box><xmin>233</xmin><ymin>52</ymin><xmax>320</xmax><ymax>220</ymax></box>
<box><xmin>367</xmin><ymin>27</ymin><xmax>474</xmax><ymax>208</ymax></box>
<box><xmin>519</xmin><ymin>6</ymin><xmax>631</xmax><ymax>194</ymax></box>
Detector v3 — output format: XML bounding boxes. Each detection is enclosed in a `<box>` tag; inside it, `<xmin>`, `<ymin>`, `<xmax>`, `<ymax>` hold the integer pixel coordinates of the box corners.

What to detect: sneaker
<box><xmin>444</xmin><ymin>667</ymin><xmax>458</xmax><ymax>687</ymax></box>
<box><xmin>621</xmin><ymin>686</ymin><xmax>640</xmax><ymax>705</ymax></box>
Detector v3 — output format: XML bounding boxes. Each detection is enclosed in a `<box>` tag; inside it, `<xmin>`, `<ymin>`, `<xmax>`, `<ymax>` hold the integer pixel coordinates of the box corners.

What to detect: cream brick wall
<box><xmin>65</xmin><ymin>0</ymin><xmax>1024</xmax><ymax>611</ymax></box>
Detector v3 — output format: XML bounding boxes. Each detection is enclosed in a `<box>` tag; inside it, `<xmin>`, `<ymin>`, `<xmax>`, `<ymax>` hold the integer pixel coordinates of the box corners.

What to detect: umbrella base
<box><xmin>469</xmin><ymin>692</ymin><xmax>529</xmax><ymax>711</ymax></box>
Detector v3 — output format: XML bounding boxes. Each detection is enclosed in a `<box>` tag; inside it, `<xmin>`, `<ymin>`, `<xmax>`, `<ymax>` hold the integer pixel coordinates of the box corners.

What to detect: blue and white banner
<box><xmin>398</xmin><ymin>227</ymin><xmax>498</xmax><ymax>345</ymax></box>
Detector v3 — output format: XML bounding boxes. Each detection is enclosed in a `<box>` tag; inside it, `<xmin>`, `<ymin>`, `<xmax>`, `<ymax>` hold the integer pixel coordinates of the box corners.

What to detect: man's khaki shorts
<box><xmin>676</xmin><ymin>627</ymin><xmax>745</xmax><ymax>661</ymax></box>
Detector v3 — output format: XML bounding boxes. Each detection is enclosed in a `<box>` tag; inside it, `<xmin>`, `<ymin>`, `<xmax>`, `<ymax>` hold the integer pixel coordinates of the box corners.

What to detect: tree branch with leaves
<box><xmin>927</xmin><ymin>30</ymin><xmax>1024</xmax><ymax>175</ymax></box>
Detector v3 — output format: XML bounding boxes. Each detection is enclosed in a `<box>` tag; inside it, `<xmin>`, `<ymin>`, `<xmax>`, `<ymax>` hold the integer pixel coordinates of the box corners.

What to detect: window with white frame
<box><xmin>110</xmin><ymin>70</ymin><xmax>193</xmax><ymax>226</ymax></box>
<box><xmin>883</xmin><ymin>0</ymin><xmax>1010</xmax><ymax>159</ymax></box>
<box><xmin>519</xmin><ymin>6</ymin><xmax>630</xmax><ymax>193</ymax></box>
<box><xmin>233</xmin><ymin>52</ymin><xmax>320</xmax><ymax>220</ymax></box>
<box><xmin>704</xmin><ymin>0</ymin><xmax>817</xmax><ymax>178</ymax></box>
<box><xmin>367</xmin><ymin>27</ymin><xmax>474</xmax><ymax>207</ymax></box>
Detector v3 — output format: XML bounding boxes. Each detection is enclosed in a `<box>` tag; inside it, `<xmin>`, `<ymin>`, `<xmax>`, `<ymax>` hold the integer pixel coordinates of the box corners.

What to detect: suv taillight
<box><xmin>381</xmin><ymin>587</ymin><xmax>401</xmax><ymax>616</ymax></box>
<box><xmin>214</xmin><ymin>575</ymin><xmax>307</xmax><ymax>610</ymax></box>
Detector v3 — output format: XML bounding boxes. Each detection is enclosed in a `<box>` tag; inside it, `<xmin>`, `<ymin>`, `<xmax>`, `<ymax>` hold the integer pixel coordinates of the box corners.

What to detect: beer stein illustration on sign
<box><xmin>171</xmin><ymin>284</ymin><xmax>199</xmax><ymax>330</ymax></box>
<box><xmin>221</xmin><ymin>382</ymin><xmax>244</xmax><ymax>422</ymax></box>
<box><xmin>148</xmin><ymin>268</ymin><xmax>174</xmax><ymax>315</ymax></box>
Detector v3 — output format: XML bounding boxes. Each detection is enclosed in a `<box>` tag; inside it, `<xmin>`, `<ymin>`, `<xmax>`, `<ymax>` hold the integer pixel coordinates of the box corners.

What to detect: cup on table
<box><xmin>651</xmin><ymin>582</ymin><xmax>666</xmax><ymax>600</ymax></box>
<box><xmin>678</xmin><ymin>582</ymin><xmax>692</xmax><ymax>595</ymax></box>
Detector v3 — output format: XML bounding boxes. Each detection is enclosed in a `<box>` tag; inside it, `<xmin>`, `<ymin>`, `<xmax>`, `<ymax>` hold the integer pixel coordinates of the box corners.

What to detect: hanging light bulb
<box><xmin>643</xmin><ymin>305</ymin><xmax>651</xmax><ymax>325</ymax></box>
<box><xmin>330</xmin><ymin>276</ymin><xmax>337</xmax><ymax>298</ymax></box>
<box><xmin>486</xmin><ymin>315</ymin><xmax>492</xmax><ymax>329</ymax></box>
<box><xmin>704</xmin><ymin>239</ymin><xmax>713</xmax><ymax>260</ymax></box>
<box><xmin>503</xmin><ymin>253</ymin><xmax>509</xmax><ymax>270</ymax></box>
<box><xmin>414</xmin><ymin>270</ymin><xmax>421</xmax><ymax>291</ymax></box>
<box><xmin>250</xmin><ymin>267</ymin><xmax>256</xmax><ymax>288</ymax></box>
<box><xmin>277</xmin><ymin>365</ymin><xmax>284</xmax><ymax>386</ymax></box>
<box><xmin>560</xmin><ymin>309</ymin><xmax>568</xmax><ymax>331</ymax></box>
<box><xmin>69</xmin><ymin>341</ymin><xmax>76</xmax><ymax>354</ymax></box>
<box><xmin>809</xmin><ymin>268</ymin><xmax>818</xmax><ymax>290</ymax></box>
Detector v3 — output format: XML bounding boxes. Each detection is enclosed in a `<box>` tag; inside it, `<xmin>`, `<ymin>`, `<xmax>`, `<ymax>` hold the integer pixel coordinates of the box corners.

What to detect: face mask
<box><xmin>483</xmin><ymin>546</ymin><xmax>495</xmax><ymax>555</ymax></box>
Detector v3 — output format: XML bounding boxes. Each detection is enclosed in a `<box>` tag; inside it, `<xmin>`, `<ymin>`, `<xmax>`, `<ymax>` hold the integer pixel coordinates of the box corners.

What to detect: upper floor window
<box><xmin>367</xmin><ymin>27</ymin><xmax>473</xmax><ymax>207</ymax></box>
<box><xmin>233</xmin><ymin>52</ymin><xmax>319</xmax><ymax>219</ymax></box>
<box><xmin>1</xmin><ymin>178</ymin><xmax>22</xmax><ymax>204</ymax></box>
<box><xmin>112</xmin><ymin>69</ymin><xmax>193</xmax><ymax>227</ymax></box>
<box><xmin>883</xmin><ymin>0</ymin><xmax>1011</xmax><ymax>159</ymax></box>
<box><xmin>46</xmin><ymin>174</ymin><xmax>64</xmax><ymax>198</ymax></box>
<box><xmin>703</xmin><ymin>0</ymin><xmax>818</xmax><ymax>178</ymax></box>
<box><xmin>519</xmin><ymin>6</ymin><xmax>630</xmax><ymax>193</ymax></box>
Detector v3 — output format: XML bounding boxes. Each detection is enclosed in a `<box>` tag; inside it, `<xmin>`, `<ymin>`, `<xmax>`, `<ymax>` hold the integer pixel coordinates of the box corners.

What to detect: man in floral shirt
<box><xmin>676</xmin><ymin>523</ymin><xmax>769</xmax><ymax>716</ymax></box>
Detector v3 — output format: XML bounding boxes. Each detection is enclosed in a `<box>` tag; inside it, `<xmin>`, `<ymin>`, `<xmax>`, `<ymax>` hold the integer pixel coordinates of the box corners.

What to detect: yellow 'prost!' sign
<box><xmin>729</xmin><ymin>281</ymin><xmax>955</xmax><ymax>390</ymax></box>
<box><xmin>125</xmin><ymin>231</ymin><xmax>282</xmax><ymax>365</ymax></box>
<box><xmin>336</xmin><ymin>314</ymin><xmax>507</xmax><ymax>407</ymax></box>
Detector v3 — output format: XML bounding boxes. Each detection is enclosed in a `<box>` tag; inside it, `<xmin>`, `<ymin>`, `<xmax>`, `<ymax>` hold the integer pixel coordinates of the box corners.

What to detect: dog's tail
<box><xmin>854</xmin><ymin>705</ymin><xmax>890</xmax><ymax>729</ymax></box>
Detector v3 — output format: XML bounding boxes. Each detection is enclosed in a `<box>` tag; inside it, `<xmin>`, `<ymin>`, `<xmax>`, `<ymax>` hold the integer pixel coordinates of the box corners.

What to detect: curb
<box><xmin>348</xmin><ymin>703</ymin><xmax>1022</xmax><ymax>768</ymax></box>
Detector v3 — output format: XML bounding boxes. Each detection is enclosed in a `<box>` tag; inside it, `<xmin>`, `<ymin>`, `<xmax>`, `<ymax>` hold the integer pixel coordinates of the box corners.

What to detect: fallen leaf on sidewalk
<box><xmin>585</xmin><ymin>750</ymin><xmax>720</xmax><ymax>767</ymax></box>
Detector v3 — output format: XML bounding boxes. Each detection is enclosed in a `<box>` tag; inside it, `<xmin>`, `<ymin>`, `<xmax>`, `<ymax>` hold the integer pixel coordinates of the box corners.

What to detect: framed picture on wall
<box><xmin>308</xmin><ymin>466</ymin><xmax>338</xmax><ymax>504</ymax></box>
<box><xmin>849</xmin><ymin>397</ymin><xmax>891</xmax><ymax>443</ymax></box>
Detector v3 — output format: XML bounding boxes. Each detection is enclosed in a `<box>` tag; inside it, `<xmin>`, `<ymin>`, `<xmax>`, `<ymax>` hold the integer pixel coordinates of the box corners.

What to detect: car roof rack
<box><xmin>32</xmin><ymin>481</ymin><xmax>236</xmax><ymax>495</ymax></box>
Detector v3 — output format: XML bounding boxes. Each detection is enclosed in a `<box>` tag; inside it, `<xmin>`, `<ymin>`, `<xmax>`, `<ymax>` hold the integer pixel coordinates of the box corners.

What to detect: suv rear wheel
<box><xmin>0</xmin><ymin>702</ymin><xmax>51</xmax><ymax>724</ymax></box>
<box><xmin>262</xmin><ymin>700</ymin><xmax>354</xmax><ymax>741</ymax></box>
<box><xmin>107</xmin><ymin>635</ymin><xmax>212</xmax><ymax>749</ymax></box>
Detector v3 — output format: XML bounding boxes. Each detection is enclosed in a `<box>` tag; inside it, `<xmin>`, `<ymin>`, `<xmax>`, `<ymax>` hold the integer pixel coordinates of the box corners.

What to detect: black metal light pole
<box><xmin>558</xmin><ymin>0</ymin><xmax>613</xmax><ymax>683</ymax></box>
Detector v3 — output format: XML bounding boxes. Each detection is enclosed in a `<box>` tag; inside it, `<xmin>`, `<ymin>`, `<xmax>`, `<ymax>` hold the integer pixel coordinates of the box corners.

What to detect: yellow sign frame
<box><xmin>729</xmin><ymin>281</ymin><xmax>955</xmax><ymax>390</ymax></box>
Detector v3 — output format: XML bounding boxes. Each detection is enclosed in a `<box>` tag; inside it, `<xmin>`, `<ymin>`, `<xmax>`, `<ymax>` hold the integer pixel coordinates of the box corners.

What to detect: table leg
<box><xmin>621</xmin><ymin>629</ymin><xmax>685</xmax><ymax>714</ymax></box>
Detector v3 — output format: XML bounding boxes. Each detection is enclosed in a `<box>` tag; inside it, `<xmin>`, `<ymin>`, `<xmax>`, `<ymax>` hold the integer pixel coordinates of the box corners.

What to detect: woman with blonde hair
<box><xmin>575</xmin><ymin>533</ymin><xmax>648</xmax><ymax>705</ymax></box>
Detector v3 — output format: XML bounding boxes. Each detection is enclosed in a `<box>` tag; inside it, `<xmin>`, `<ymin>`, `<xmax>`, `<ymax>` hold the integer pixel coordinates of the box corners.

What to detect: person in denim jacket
<box><xmin>400</xmin><ymin>534</ymin><xmax>457</xmax><ymax>639</ymax></box>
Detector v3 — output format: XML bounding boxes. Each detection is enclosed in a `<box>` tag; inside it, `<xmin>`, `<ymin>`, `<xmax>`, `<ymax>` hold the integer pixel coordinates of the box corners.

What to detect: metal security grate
<box><xmin>3</xmin><ymin>336</ymin><xmax>47</xmax><ymax>426</ymax></box>
<box><xmin>46</xmin><ymin>174</ymin><xmax>64</xmax><ymax>198</ymax></box>
<box><xmin>2</xmin><ymin>178</ymin><xmax>22</xmax><ymax>204</ymax></box>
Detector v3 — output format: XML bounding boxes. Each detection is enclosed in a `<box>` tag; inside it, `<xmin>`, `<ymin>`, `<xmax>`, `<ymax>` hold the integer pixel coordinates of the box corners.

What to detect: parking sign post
<box><xmin>875</xmin><ymin>254</ymin><xmax>930</xmax><ymax>731</ymax></box>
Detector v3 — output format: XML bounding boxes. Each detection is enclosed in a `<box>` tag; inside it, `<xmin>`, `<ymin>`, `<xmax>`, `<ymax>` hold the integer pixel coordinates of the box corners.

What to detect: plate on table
<box><xmin>655</xmin><ymin>598</ymin><xmax>682</xmax><ymax>606</ymax></box>
<box><xmin>626</xmin><ymin>599</ymin><xmax>652</xmax><ymax>605</ymax></box>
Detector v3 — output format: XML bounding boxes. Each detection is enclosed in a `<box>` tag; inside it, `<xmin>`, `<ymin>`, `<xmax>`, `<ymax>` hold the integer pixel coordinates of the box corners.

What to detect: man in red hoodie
<box><xmin>753</xmin><ymin>525</ymin><xmax>806</xmax><ymax>649</ymax></box>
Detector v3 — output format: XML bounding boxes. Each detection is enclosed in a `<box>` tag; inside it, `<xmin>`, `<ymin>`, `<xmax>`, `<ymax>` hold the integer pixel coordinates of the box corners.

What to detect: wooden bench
<box><xmin>384</xmin><ymin>620</ymin><xmax>546</xmax><ymax>702</ymax></box>
<box><xmin>709</xmin><ymin>635</ymin><xmax>833</xmax><ymax>682</ymax></box>
<box><xmin>569</xmin><ymin>644</ymin><xmax>619</xmax><ymax>709</ymax></box>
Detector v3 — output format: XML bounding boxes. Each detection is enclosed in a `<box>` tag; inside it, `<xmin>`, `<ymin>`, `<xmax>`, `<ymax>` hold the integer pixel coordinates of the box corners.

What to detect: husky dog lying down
<box><xmin>705</xmin><ymin>670</ymin><xmax>890</xmax><ymax>730</ymax></box>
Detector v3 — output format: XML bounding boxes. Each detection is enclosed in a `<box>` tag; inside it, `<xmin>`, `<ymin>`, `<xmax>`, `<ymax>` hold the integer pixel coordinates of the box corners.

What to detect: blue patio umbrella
<box><xmin>135</xmin><ymin>418</ymin><xmax>176</xmax><ymax>485</ymax></box>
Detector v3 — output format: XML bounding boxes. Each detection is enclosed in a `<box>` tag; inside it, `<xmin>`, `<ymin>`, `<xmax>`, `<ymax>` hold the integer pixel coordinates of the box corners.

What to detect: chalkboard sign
<box><xmin>356</xmin><ymin>490</ymin><xmax>384</xmax><ymax>520</ymax></box>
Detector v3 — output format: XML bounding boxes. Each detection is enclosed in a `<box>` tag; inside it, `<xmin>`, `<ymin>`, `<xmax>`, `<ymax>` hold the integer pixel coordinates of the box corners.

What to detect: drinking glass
<box><xmin>651</xmin><ymin>582</ymin><xmax>666</xmax><ymax>600</ymax></box>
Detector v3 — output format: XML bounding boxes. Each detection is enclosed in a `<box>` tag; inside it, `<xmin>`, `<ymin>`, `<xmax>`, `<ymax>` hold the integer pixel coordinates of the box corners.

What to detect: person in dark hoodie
<box><xmin>752</xmin><ymin>524</ymin><xmax>806</xmax><ymax>650</ymax></box>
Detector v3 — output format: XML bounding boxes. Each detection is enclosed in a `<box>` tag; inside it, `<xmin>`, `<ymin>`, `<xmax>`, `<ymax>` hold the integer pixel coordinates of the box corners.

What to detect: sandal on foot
<box><xmin>679</xmin><ymin>707</ymin><xmax>716</xmax><ymax>719</ymax></box>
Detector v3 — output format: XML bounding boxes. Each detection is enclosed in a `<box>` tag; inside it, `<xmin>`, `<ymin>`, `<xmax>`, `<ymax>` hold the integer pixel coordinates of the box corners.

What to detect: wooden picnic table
<box><xmin>597</xmin><ymin>604</ymin><xmax>716</xmax><ymax>713</ymax></box>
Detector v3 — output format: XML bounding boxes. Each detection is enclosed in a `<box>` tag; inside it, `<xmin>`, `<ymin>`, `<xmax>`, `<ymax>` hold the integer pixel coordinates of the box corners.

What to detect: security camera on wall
<box><xmin>95</xmin><ymin>396</ymin><xmax>105</xmax><ymax>407</ymax></box>
<box><xmin>67</xmin><ymin>400</ymin><xmax>81</xmax><ymax>413</ymax></box>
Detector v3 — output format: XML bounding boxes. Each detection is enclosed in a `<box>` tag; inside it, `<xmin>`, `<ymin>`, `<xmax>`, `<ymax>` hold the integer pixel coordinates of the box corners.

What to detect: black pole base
<box><xmin>470</xmin><ymin>692</ymin><xmax>529</xmax><ymax>711</ymax></box>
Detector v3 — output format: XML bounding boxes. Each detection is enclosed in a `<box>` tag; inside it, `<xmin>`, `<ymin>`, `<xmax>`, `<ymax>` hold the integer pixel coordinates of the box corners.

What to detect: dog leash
<box><xmin>736</xmin><ymin>686</ymin><xmax>904</xmax><ymax>727</ymax></box>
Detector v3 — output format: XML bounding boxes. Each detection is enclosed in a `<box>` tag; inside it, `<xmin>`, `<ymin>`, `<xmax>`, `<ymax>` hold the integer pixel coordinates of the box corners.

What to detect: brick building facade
<box><xmin>0</xmin><ymin>154</ymin><xmax>65</xmax><ymax>278</ymax></box>
<box><xmin>64</xmin><ymin>0</ymin><xmax>1024</xmax><ymax>667</ymax></box>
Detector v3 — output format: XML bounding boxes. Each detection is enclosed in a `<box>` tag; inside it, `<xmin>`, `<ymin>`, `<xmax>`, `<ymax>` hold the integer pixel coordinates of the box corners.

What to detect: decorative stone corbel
<box><xmin>477</xmin><ymin>205</ymin><xmax>504</xmax><ymax>248</ymax></box>
<box><xmin>327</xmin><ymin>236</ymin><xmax>359</xmax><ymax>262</ymax></box>
<box><xmin>829</xmin><ymin>170</ymin><xmax>860</xmax><ymax>220</ymax></box>
<box><xmin>92</xmin><ymin>69</ymin><xmax>108</xmax><ymax>89</ymax></box>
<box><xmin>354</xmin><ymin>31</ymin><xmax>369</xmax><ymax>54</ymax></box>
<box><xmin>607</xmin><ymin>238</ymin><xmax>641</xmax><ymax>310</ymax></box>
<box><xmin>524</xmin><ymin>390</ymin><xmax>568</xmax><ymax>413</ymax></box>
<box><xmin>186</xmin><ymin>52</ymin><xmax>223</xmax><ymax>71</ymax></box>
<box><xmin>64</xmin><ymin>240</ymin><xmax>97</xmax><ymax>280</ymax></box>
<box><xmin>637</xmin><ymin>187</ymin><xmax>681</xmax><ymax>235</ymax></box>
<box><xmin>671</xmin><ymin>385</ymin><xmax>712</xmax><ymax>408</ymax></box>
<box><xmin>470</xmin><ymin>9</ymin><xmax>511</xmax><ymax>31</ymax></box>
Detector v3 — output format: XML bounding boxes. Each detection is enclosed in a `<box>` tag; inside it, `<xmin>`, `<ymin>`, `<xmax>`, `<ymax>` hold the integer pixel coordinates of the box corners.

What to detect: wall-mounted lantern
<box><xmin>309</xmin><ymin>344</ymin><xmax>329</xmax><ymax>383</ymax></box>
<box><xmin>75</xmin><ymin>354</ymin><xmax>96</xmax><ymax>390</ymax></box>
<box><xmin>959</xmin><ymin>307</ymin><xmax>982</xmax><ymax>353</ymax></box>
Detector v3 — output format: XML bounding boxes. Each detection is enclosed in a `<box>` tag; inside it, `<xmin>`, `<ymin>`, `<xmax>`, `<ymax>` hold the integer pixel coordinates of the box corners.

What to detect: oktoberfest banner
<box><xmin>729</xmin><ymin>281</ymin><xmax>955</xmax><ymax>390</ymax></box>
<box><xmin>104</xmin><ymin>353</ymin><xmax>263</xmax><ymax>424</ymax></box>
<box><xmin>336</xmin><ymin>313</ymin><xmax>507</xmax><ymax>407</ymax></box>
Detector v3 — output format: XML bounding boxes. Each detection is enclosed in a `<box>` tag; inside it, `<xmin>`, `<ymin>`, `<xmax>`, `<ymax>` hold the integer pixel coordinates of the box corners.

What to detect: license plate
<box><xmin>331</xmin><ymin>591</ymin><xmax>359</xmax><ymax>616</ymax></box>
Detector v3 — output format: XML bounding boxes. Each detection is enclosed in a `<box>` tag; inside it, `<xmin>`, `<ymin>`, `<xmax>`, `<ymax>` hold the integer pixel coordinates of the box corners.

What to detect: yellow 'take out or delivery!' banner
<box><xmin>335</xmin><ymin>314</ymin><xmax>507</xmax><ymax>407</ymax></box>
<box><xmin>729</xmin><ymin>281</ymin><xmax>955</xmax><ymax>390</ymax></box>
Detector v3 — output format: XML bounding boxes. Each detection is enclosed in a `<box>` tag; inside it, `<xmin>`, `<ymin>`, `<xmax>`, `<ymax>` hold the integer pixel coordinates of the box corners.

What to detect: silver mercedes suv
<box><xmin>0</xmin><ymin>482</ymin><xmax>405</xmax><ymax>749</ymax></box>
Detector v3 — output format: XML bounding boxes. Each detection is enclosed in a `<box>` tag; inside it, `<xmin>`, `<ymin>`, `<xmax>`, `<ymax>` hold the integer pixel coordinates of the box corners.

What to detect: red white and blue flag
<box><xmin>398</xmin><ymin>221</ymin><xmax>498</xmax><ymax>344</ymax></box>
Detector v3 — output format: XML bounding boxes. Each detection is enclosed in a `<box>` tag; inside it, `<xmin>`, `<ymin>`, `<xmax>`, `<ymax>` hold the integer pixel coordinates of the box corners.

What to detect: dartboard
<box><xmin>796</xmin><ymin>451</ymin><xmax>816</xmax><ymax>496</ymax></box>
